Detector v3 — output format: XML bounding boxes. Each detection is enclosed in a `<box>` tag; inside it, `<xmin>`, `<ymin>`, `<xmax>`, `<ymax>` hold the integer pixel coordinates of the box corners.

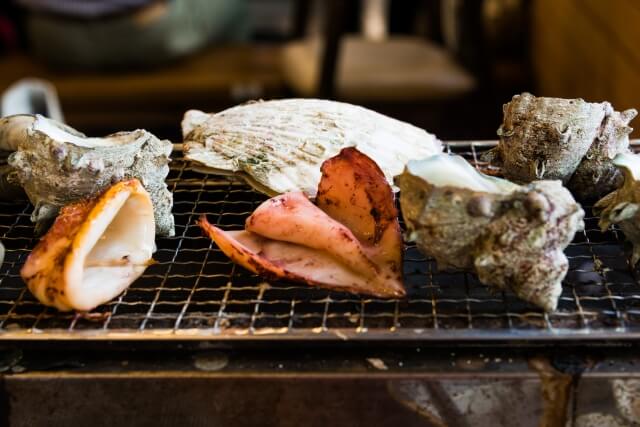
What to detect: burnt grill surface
<box><xmin>0</xmin><ymin>142</ymin><xmax>639</xmax><ymax>341</ymax></box>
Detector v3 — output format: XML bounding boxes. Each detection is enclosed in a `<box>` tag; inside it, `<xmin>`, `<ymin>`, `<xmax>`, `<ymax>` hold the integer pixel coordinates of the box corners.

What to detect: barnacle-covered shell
<box><xmin>486</xmin><ymin>93</ymin><xmax>636</xmax><ymax>200</ymax></box>
<box><xmin>0</xmin><ymin>158</ymin><xmax>24</xmax><ymax>201</ymax></box>
<box><xmin>199</xmin><ymin>148</ymin><xmax>405</xmax><ymax>298</ymax></box>
<box><xmin>3</xmin><ymin>115</ymin><xmax>174</xmax><ymax>236</ymax></box>
<box><xmin>396</xmin><ymin>154</ymin><xmax>585</xmax><ymax>311</ymax></box>
<box><xmin>594</xmin><ymin>153</ymin><xmax>640</xmax><ymax>265</ymax></box>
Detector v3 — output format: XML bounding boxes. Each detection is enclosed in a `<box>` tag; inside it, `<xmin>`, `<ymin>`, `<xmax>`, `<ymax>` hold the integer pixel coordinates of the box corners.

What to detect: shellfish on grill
<box><xmin>396</xmin><ymin>154</ymin><xmax>585</xmax><ymax>311</ymax></box>
<box><xmin>1</xmin><ymin>114</ymin><xmax>174</xmax><ymax>236</ymax></box>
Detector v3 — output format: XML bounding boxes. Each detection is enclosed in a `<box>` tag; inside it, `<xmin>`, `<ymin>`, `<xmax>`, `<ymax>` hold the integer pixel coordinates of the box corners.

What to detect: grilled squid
<box><xmin>182</xmin><ymin>99</ymin><xmax>441</xmax><ymax>197</ymax></box>
<box><xmin>21</xmin><ymin>179</ymin><xmax>155</xmax><ymax>312</ymax></box>
<box><xmin>199</xmin><ymin>147</ymin><xmax>405</xmax><ymax>298</ymax></box>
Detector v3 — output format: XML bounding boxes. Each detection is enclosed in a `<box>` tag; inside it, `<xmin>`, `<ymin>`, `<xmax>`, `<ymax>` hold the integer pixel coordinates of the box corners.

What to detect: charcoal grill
<box><xmin>1</xmin><ymin>141</ymin><xmax>639</xmax><ymax>342</ymax></box>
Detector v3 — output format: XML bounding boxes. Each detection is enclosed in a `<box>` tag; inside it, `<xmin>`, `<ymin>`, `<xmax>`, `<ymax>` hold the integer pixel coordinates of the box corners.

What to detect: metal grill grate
<box><xmin>1</xmin><ymin>142</ymin><xmax>640</xmax><ymax>341</ymax></box>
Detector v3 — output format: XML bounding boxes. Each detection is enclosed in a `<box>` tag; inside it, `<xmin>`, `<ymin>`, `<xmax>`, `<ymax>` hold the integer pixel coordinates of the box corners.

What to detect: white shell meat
<box><xmin>182</xmin><ymin>99</ymin><xmax>442</xmax><ymax>196</ymax></box>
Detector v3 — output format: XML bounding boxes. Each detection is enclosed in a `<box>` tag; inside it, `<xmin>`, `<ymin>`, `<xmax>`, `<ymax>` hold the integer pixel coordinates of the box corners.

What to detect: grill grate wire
<box><xmin>1</xmin><ymin>142</ymin><xmax>640</xmax><ymax>341</ymax></box>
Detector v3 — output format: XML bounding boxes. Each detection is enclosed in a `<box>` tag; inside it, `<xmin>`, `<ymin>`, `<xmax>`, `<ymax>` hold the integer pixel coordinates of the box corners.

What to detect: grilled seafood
<box><xmin>21</xmin><ymin>179</ymin><xmax>155</xmax><ymax>312</ymax></box>
<box><xmin>182</xmin><ymin>98</ymin><xmax>441</xmax><ymax>197</ymax></box>
<box><xmin>485</xmin><ymin>93</ymin><xmax>637</xmax><ymax>199</ymax></box>
<box><xmin>595</xmin><ymin>153</ymin><xmax>640</xmax><ymax>265</ymax></box>
<box><xmin>396</xmin><ymin>154</ymin><xmax>584</xmax><ymax>311</ymax></box>
<box><xmin>2</xmin><ymin>114</ymin><xmax>174</xmax><ymax>236</ymax></box>
<box><xmin>199</xmin><ymin>147</ymin><xmax>404</xmax><ymax>298</ymax></box>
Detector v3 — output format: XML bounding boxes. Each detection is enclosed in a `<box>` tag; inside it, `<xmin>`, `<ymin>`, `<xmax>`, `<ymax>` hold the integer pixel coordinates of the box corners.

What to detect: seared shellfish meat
<box><xmin>396</xmin><ymin>154</ymin><xmax>585</xmax><ymax>311</ymax></box>
<box><xmin>21</xmin><ymin>179</ymin><xmax>155</xmax><ymax>312</ymax></box>
<box><xmin>182</xmin><ymin>98</ymin><xmax>441</xmax><ymax>197</ymax></box>
<box><xmin>199</xmin><ymin>147</ymin><xmax>405</xmax><ymax>298</ymax></box>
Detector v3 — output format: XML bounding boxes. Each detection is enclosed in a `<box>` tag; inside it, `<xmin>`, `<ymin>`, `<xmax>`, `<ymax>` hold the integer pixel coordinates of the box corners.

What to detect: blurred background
<box><xmin>0</xmin><ymin>0</ymin><xmax>635</xmax><ymax>141</ymax></box>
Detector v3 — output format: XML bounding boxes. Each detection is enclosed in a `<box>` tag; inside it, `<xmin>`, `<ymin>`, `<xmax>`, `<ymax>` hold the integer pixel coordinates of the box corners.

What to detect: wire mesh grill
<box><xmin>1</xmin><ymin>142</ymin><xmax>640</xmax><ymax>341</ymax></box>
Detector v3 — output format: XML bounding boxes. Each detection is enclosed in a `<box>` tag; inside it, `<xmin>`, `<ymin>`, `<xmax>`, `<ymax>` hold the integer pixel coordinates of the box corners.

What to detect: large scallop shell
<box><xmin>182</xmin><ymin>99</ymin><xmax>442</xmax><ymax>197</ymax></box>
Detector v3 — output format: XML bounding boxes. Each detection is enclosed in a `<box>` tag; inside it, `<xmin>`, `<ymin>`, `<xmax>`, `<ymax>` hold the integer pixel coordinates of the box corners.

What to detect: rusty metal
<box><xmin>1</xmin><ymin>141</ymin><xmax>640</xmax><ymax>342</ymax></box>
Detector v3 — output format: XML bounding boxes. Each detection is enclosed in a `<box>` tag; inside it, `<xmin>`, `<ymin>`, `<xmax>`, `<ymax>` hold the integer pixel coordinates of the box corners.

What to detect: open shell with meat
<box><xmin>396</xmin><ymin>154</ymin><xmax>585</xmax><ymax>311</ymax></box>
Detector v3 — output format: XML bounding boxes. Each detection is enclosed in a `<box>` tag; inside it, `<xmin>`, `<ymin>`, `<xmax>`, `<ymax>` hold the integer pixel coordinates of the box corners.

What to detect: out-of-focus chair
<box><xmin>282</xmin><ymin>0</ymin><xmax>479</xmax><ymax>102</ymax></box>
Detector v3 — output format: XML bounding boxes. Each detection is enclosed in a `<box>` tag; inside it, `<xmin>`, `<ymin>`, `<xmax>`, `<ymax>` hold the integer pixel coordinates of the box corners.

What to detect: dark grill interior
<box><xmin>1</xmin><ymin>142</ymin><xmax>639</xmax><ymax>341</ymax></box>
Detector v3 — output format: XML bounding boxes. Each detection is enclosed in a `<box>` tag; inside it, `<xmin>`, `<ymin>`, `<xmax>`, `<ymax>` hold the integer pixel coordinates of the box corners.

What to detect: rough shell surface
<box><xmin>182</xmin><ymin>98</ymin><xmax>442</xmax><ymax>197</ymax></box>
<box><xmin>4</xmin><ymin>115</ymin><xmax>174</xmax><ymax>236</ymax></box>
<box><xmin>487</xmin><ymin>92</ymin><xmax>636</xmax><ymax>200</ymax></box>
<box><xmin>396</xmin><ymin>156</ymin><xmax>584</xmax><ymax>311</ymax></box>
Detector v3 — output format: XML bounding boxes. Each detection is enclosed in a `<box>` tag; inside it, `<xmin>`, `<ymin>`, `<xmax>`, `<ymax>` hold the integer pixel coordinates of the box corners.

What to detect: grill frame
<box><xmin>2</xmin><ymin>141</ymin><xmax>640</xmax><ymax>342</ymax></box>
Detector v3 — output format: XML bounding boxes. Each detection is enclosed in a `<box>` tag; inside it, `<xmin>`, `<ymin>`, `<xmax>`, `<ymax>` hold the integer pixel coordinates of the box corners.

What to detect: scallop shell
<box><xmin>182</xmin><ymin>99</ymin><xmax>442</xmax><ymax>197</ymax></box>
